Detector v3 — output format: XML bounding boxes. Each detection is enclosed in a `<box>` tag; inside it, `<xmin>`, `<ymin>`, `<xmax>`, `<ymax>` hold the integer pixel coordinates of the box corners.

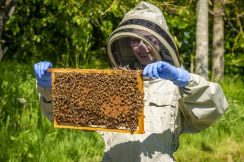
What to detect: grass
<box><xmin>0</xmin><ymin>61</ymin><xmax>243</xmax><ymax>162</ymax></box>
<box><xmin>174</xmin><ymin>77</ymin><xmax>244</xmax><ymax>162</ymax></box>
<box><xmin>0</xmin><ymin>61</ymin><xmax>104</xmax><ymax>162</ymax></box>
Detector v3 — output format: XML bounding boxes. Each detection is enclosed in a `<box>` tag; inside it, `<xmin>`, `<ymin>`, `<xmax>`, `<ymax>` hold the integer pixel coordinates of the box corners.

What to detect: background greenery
<box><xmin>2</xmin><ymin>0</ymin><xmax>244</xmax><ymax>74</ymax></box>
<box><xmin>0</xmin><ymin>0</ymin><xmax>243</xmax><ymax>161</ymax></box>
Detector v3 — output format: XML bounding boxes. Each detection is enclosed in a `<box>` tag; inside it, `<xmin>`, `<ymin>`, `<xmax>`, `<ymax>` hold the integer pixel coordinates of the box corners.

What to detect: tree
<box><xmin>0</xmin><ymin>0</ymin><xmax>17</xmax><ymax>62</ymax></box>
<box><xmin>212</xmin><ymin>0</ymin><xmax>225</xmax><ymax>82</ymax></box>
<box><xmin>195</xmin><ymin>0</ymin><xmax>209</xmax><ymax>79</ymax></box>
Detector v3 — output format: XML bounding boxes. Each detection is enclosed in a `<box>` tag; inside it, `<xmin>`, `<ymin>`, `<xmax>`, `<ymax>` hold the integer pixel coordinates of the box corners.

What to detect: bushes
<box><xmin>2</xmin><ymin>0</ymin><xmax>243</xmax><ymax>75</ymax></box>
<box><xmin>1</xmin><ymin>0</ymin><xmax>197</xmax><ymax>70</ymax></box>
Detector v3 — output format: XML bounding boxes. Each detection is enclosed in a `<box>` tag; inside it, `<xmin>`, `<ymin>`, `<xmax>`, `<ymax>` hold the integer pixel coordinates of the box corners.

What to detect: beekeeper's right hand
<box><xmin>34</xmin><ymin>61</ymin><xmax>52</xmax><ymax>88</ymax></box>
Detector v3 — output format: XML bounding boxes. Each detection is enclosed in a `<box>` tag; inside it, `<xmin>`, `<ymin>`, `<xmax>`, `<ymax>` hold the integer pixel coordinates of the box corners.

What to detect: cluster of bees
<box><xmin>52</xmin><ymin>70</ymin><xmax>144</xmax><ymax>133</ymax></box>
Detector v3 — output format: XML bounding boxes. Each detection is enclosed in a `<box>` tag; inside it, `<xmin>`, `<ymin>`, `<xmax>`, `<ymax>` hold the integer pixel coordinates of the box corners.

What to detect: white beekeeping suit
<box><xmin>36</xmin><ymin>2</ymin><xmax>228</xmax><ymax>162</ymax></box>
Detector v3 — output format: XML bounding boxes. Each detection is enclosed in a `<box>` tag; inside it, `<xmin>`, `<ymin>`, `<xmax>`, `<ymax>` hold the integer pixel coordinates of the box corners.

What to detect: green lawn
<box><xmin>0</xmin><ymin>61</ymin><xmax>243</xmax><ymax>162</ymax></box>
<box><xmin>175</xmin><ymin>77</ymin><xmax>244</xmax><ymax>162</ymax></box>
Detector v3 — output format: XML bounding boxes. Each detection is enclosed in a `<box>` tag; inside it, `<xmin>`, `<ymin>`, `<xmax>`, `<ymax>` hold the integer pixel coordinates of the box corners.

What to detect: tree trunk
<box><xmin>212</xmin><ymin>0</ymin><xmax>225</xmax><ymax>82</ymax></box>
<box><xmin>0</xmin><ymin>0</ymin><xmax>17</xmax><ymax>62</ymax></box>
<box><xmin>195</xmin><ymin>0</ymin><xmax>209</xmax><ymax>79</ymax></box>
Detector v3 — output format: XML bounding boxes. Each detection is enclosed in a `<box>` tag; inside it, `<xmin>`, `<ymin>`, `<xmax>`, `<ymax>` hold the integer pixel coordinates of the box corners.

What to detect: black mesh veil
<box><xmin>109</xmin><ymin>35</ymin><xmax>162</xmax><ymax>69</ymax></box>
<box><xmin>107</xmin><ymin>19</ymin><xmax>181</xmax><ymax>69</ymax></box>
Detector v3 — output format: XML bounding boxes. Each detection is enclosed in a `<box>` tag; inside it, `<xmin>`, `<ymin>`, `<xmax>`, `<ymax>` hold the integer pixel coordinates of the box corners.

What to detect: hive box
<box><xmin>48</xmin><ymin>68</ymin><xmax>144</xmax><ymax>134</ymax></box>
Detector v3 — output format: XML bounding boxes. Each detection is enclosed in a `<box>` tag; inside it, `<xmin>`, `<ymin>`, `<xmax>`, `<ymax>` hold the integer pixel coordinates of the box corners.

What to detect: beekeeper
<box><xmin>34</xmin><ymin>1</ymin><xmax>228</xmax><ymax>162</ymax></box>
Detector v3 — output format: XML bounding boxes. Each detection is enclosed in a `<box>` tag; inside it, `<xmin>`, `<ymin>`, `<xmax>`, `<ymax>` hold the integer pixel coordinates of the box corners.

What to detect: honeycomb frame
<box><xmin>48</xmin><ymin>68</ymin><xmax>144</xmax><ymax>134</ymax></box>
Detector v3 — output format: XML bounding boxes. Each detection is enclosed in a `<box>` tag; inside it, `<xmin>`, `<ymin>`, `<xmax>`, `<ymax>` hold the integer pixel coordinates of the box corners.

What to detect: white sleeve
<box><xmin>37</xmin><ymin>86</ymin><xmax>53</xmax><ymax>122</ymax></box>
<box><xmin>179</xmin><ymin>73</ymin><xmax>229</xmax><ymax>133</ymax></box>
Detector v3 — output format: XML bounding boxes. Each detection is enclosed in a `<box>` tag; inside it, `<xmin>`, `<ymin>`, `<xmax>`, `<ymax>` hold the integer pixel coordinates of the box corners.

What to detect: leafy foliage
<box><xmin>2</xmin><ymin>0</ymin><xmax>243</xmax><ymax>76</ymax></box>
<box><xmin>2</xmin><ymin>0</ymin><xmax>197</xmax><ymax>70</ymax></box>
<box><xmin>223</xmin><ymin>0</ymin><xmax>244</xmax><ymax>75</ymax></box>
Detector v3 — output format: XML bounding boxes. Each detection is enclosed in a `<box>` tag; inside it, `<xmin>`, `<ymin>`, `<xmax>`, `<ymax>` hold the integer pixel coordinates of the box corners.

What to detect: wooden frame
<box><xmin>48</xmin><ymin>68</ymin><xmax>144</xmax><ymax>134</ymax></box>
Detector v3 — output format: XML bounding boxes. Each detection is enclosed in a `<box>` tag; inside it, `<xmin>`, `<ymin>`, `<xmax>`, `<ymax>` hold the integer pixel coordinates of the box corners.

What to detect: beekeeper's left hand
<box><xmin>143</xmin><ymin>61</ymin><xmax>190</xmax><ymax>87</ymax></box>
<box><xmin>34</xmin><ymin>61</ymin><xmax>52</xmax><ymax>88</ymax></box>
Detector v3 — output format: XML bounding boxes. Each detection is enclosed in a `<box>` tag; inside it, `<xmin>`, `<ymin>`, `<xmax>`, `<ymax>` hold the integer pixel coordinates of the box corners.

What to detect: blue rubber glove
<box><xmin>143</xmin><ymin>61</ymin><xmax>190</xmax><ymax>87</ymax></box>
<box><xmin>34</xmin><ymin>61</ymin><xmax>52</xmax><ymax>88</ymax></box>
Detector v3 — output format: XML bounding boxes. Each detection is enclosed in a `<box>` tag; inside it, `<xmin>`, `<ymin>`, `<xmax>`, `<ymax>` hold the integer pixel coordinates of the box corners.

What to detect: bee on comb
<box><xmin>48</xmin><ymin>68</ymin><xmax>144</xmax><ymax>134</ymax></box>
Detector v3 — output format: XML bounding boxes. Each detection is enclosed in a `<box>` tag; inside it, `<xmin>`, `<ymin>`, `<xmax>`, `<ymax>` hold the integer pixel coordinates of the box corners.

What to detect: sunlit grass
<box><xmin>0</xmin><ymin>61</ymin><xmax>104</xmax><ymax>162</ymax></box>
<box><xmin>0</xmin><ymin>61</ymin><xmax>243</xmax><ymax>161</ymax></box>
<box><xmin>174</xmin><ymin>77</ymin><xmax>244</xmax><ymax>162</ymax></box>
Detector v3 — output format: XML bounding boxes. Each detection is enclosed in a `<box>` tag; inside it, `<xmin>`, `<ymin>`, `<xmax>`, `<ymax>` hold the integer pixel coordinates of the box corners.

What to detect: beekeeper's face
<box><xmin>130</xmin><ymin>36</ymin><xmax>158</xmax><ymax>65</ymax></box>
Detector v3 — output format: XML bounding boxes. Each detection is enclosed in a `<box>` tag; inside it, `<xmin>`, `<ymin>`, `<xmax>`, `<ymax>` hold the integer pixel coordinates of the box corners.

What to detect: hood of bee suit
<box><xmin>107</xmin><ymin>1</ymin><xmax>181</xmax><ymax>69</ymax></box>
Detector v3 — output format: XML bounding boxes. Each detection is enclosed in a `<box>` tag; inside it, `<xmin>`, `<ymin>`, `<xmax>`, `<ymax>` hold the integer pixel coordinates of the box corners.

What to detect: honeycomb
<box><xmin>51</xmin><ymin>69</ymin><xmax>144</xmax><ymax>134</ymax></box>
